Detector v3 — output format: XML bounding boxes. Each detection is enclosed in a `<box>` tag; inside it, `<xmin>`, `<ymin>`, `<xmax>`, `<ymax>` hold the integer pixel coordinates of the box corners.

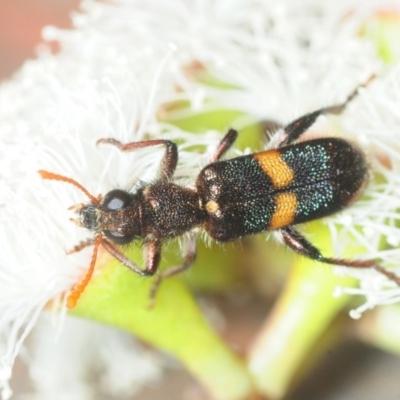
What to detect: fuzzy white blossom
<box><xmin>1</xmin><ymin>0</ymin><xmax>400</xmax><ymax>398</ymax></box>
<box><xmin>24</xmin><ymin>316</ymin><xmax>163</xmax><ymax>400</ymax></box>
<box><xmin>332</xmin><ymin>68</ymin><xmax>400</xmax><ymax>318</ymax></box>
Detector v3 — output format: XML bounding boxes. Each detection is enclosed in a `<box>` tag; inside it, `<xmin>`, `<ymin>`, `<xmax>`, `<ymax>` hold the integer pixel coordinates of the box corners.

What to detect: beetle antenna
<box><xmin>38</xmin><ymin>170</ymin><xmax>99</xmax><ymax>205</ymax></box>
<box><xmin>66</xmin><ymin>235</ymin><xmax>103</xmax><ymax>308</ymax></box>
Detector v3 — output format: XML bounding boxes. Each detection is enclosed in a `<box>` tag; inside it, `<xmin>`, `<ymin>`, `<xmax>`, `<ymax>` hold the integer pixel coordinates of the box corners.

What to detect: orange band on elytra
<box><xmin>253</xmin><ymin>151</ymin><xmax>294</xmax><ymax>189</ymax></box>
<box><xmin>269</xmin><ymin>192</ymin><xmax>297</xmax><ymax>230</ymax></box>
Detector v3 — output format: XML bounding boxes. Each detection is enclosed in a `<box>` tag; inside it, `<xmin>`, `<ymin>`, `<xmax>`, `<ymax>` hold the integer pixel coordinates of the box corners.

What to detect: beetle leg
<box><xmin>210</xmin><ymin>129</ymin><xmax>239</xmax><ymax>162</ymax></box>
<box><xmin>97</xmin><ymin>138</ymin><xmax>178</xmax><ymax>181</ymax></box>
<box><xmin>281</xmin><ymin>76</ymin><xmax>374</xmax><ymax>147</ymax></box>
<box><xmin>279</xmin><ymin>226</ymin><xmax>400</xmax><ymax>285</ymax></box>
<box><xmin>148</xmin><ymin>234</ymin><xmax>197</xmax><ymax>308</ymax></box>
<box><xmin>101</xmin><ymin>238</ymin><xmax>160</xmax><ymax>276</ymax></box>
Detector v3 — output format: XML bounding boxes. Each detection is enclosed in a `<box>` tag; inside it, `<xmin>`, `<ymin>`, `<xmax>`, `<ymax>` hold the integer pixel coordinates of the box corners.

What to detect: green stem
<box><xmin>70</xmin><ymin>251</ymin><xmax>254</xmax><ymax>400</ymax></box>
<box><xmin>247</xmin><ymin>222</ymin><xmax>356</xmax><ymax>399</ymax></box>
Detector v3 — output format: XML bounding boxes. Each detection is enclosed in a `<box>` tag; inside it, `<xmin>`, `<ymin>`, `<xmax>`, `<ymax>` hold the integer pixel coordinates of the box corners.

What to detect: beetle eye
<box><xmin>104</xmin><ymin>229</ymin><xmax>135</xmax><ymax>245</ymax></box>
<box><xmin>102</xmin><ymin>190</ymin><xmax>131</xmax><ymax>211</ymax></box>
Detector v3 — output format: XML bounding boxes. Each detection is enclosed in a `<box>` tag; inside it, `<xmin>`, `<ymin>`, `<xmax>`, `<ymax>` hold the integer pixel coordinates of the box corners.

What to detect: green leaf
<box><xmin>70</xmin><ymin>247</ymin><xmax>255</xmax><ymax>400</ymax></box>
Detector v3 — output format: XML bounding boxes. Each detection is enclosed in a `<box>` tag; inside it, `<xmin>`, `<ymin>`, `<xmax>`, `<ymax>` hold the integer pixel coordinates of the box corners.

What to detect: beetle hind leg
<box><xmin>280</xmin><ymin>226</ymin><xmax>400</xmax><ymax>286</ymax></box>
<box><xmin>280</xmin><ymin>76</ymin><xmax>375</xmax><ymax>147</ymax></box>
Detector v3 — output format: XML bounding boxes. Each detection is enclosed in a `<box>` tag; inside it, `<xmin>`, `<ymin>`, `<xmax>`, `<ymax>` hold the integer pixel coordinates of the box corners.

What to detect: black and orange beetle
<box><xmin>40</xmin><ymin>80</ymin><xmax>400</xmax><ymax>307</ymax></box>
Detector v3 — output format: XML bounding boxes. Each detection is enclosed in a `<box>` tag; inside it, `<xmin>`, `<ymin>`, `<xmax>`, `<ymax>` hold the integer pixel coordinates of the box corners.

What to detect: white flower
<box><xmin>332</xmin><ymin>67</ymin><xmax>400</xmax><ymax>318</ymax></box>
<box><xmin>25</xmin><ymin>315</ymin><xmax>163</xmax><ymax>400</ymax></box>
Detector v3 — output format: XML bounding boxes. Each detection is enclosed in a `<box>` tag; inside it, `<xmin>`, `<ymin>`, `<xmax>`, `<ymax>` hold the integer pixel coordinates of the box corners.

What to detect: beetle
<box><xmin>39</xmin><ymin>80</ymin><xmax>400</xmax><ymax>308</ymax></box>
